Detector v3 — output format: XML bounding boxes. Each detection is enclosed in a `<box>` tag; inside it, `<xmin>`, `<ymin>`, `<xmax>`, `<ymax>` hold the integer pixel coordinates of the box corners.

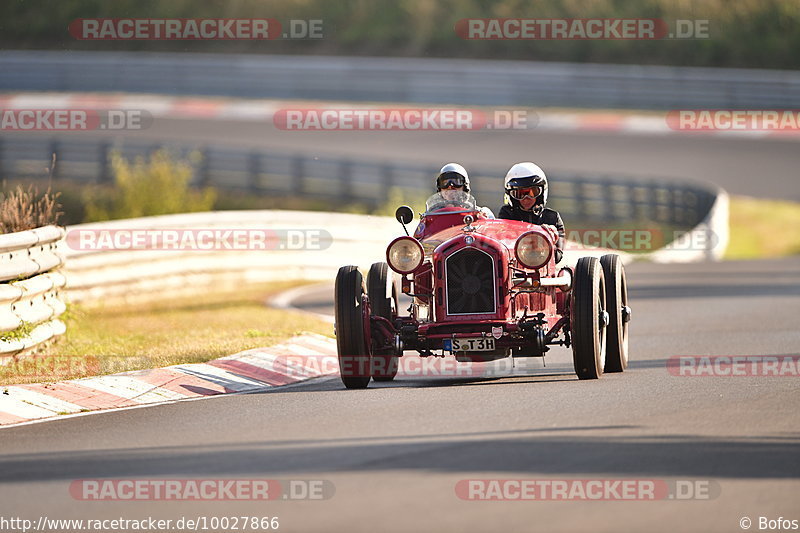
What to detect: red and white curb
<box><xmin>0</xmin><ymin>333</ymin><xmax>338</xmax><ymax>428</ymax></box>
<box><xmin>1</xmin><ymin>92</ymin><xmax>798</xmax><ymax>140</ymax></box>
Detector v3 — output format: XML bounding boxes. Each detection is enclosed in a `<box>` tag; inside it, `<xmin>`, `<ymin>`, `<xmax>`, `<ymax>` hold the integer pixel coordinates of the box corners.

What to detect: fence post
<box><xmin>338</xmin><ymin>159</ymin><xmax>352</xmax><ymax>202</ymax></box>
<box><xmin>292</xmin><ymin>155</ymin><xmax>304</xmax><ymax>195</ymax></box>
<box><xmin>97</xmin><ymin>141</ymin><xmax>110</xmax><ymax>183</ymax></box>
<box><xmin>381</xmin><ymin>163</ymin><xmax>394</xmax><ymax>204</ymax></box>
<box><xmin>198</xmin><ymin>146</ymin><xmax>211</xmax><ymax>187</ymax></box>
<box><xmin>574</xmin><ymin>178</ymin><xmax>588</xmax><ymax>219</ymax></box>
<box><xmin>620</xmin><ymin>181</ymin><xmax>635</xmax><ymax>221</ymax></box>
<box><xmin>49</xmin><ymin>139</ymin><xmax>60</xmax><ymax>180</ymax></box>
<box><xmin>602</xmin><ymin>178</ymin><xmax>616</xmax><ymax>221</ymax></box>
<box><xmin>669</xmin><ymin>185</ymin><xmax>683</xmax><ymax>226</ymax></box>
<box><xmin>647</xmin><ymin>183</ymin><xmax>663</xmax><ymax>223</ymax></box>
<box><xmin>248</xmin><ymin>151</ymin><xmax>261</xmax><ymax>193</ymax></box>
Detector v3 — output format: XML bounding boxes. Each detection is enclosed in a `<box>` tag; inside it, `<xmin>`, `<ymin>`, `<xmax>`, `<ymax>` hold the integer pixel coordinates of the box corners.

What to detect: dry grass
<box><xmin>0</xmin><ymin>281</ymin><xmax>333</xmax><ymax>385</ymax></box>
<box><xmin>1</xmin><ymin>154</ymin><xmax>63</xmax><ymax>233</ymax></box>
<box><xmin>0</xmin><ymin>182</ymin><xmax>63</xmax><ymax>233</ymax></box>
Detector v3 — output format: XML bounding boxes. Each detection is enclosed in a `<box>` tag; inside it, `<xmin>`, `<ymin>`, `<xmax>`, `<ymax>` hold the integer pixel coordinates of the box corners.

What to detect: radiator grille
<box><xmin>445</xmin><ymin>248</ymin><xmax>496</xmax><ymax>315</ymax></box>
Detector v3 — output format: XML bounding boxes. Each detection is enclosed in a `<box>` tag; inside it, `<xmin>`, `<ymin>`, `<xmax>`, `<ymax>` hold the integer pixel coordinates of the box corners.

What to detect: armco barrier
<box><xmin>4</xmin><ymin>136</ymin><xmax>719</xmax><ymax>237</ymax></box>
<box><xmin>1</xmin><ymin>51</ymin><xmax>799</xmax><ymax>109</ymax></box>
<box><xmin>0</xmin><ymin>225</ymin><xmax>67</xmax><ymax>356</ymax></box>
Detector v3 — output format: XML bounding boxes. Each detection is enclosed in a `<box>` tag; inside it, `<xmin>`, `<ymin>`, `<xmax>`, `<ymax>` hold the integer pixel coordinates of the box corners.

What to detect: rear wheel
<box><xmin>600</xmin><ymin>254</ymin><xmax>629</xmax><ymax>373</ymax></box>
<box><xmin>367</xmin><ymin>262</ymin><xmax>400</xmax><ymax>381</ymax></box>
<box><xmin>335</xmin><ymin>266</ymin><xmax>371</xmax><ymax>389</ymax></box>
<box><xmin>571</xmin><ymin>257</ymin><xmax>607</xmax><ymax>380</ymax></box>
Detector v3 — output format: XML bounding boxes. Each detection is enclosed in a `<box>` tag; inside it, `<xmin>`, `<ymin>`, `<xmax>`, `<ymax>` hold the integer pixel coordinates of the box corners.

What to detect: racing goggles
<box><xmin>509</xmin><ymin>185</ymin><xmax>543</xmax><ymax>200</ymax></box>
<box><xmin>437</xmin><ymin>175</ymin><xmax>466</xmax><ymax>189</ymax></box>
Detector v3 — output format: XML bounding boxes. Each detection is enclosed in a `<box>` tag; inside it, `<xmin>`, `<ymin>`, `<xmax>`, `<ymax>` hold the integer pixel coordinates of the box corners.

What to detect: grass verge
<box><xmin>726</xmin><ymin>196</ymin><xmax>800</xmax><ymax>260</ymax></box>
<box><xmin>18</xmin><ymin>177</ymin><xmax>383</xmax><ymax>226</ymax></box>
<box><xmin>0</xmin><ymin>281</ymin><xmax>332</xmax><ymax>386</ymax></box>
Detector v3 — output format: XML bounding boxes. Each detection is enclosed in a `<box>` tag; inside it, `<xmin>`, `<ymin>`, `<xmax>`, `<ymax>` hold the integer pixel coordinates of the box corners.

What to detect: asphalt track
<box><xmin>7</xmin><ymin>116</ymin><xmax>800</xmax><ymax>200</ymax></box>
<box><xmin>0</xmin><ymin>257</ymin><xmax>798</xmax><ymax>532</ymax></box>
<box><xmin>1</xmin><ymin>115</ymin><xmax>798</xmax><ymax>532</ymax></box>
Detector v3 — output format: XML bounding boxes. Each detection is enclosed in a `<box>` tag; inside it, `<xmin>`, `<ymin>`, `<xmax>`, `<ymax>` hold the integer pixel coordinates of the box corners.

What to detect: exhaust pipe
<box><xmin>530</xmin><ymin>269</ymin><xmax>573</xmax><ymax>291</ymax></box>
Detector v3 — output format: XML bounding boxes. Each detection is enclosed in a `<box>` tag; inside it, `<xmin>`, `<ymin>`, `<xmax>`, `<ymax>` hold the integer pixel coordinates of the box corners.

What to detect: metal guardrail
<box><xmin>2</xmin><ymin>136</ymin><xmax>718</xmax><ymax>232</ymax></box>
<box><xmin>0</xmin><ymin>225</ymin><xmax>67</xmax><ymax>356</ymax></box>
<box><xmin>1</xmin><ymin>51</ymin><xmax>799</xmax><ymax>110</ymax></box>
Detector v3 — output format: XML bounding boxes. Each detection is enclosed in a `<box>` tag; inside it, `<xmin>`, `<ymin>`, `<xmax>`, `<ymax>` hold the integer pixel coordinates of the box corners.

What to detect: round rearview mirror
<box><xmin>395</xmin><ymin>205</ymin><xmax>414</xmax><ymax>224</ymax></box>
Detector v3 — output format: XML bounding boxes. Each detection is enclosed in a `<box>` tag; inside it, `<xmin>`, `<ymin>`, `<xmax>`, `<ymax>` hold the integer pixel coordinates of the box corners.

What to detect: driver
<box><xmin>498</xmin><ymin>162</ymin><xmax>565</xmax><ymax>263</ymax></box>
<box><xmin>435</xmin><ymin>163</ymin><xmax>494</xmax><ymax>218</ymax></box>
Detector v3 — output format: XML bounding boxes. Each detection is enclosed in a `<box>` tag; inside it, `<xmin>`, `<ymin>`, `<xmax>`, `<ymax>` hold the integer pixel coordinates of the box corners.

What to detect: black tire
<box><xmin>335</xmin><ymin>265</ymin><xmax>371</xmax><ymax>389</ymax></box>
<box><xmin>600</xmin><ymin>254</ymin><xmax>629</xmax><ymax>373</ymax></box>
<box><xmin>571</xmin><ymin>257</ymin><xmax>607</xmax><ymax>380</ymax></box>
<box><xmin>367</xmin><ymin>262</ymin><xmax>400</xmax><ymax>381</ymax></box>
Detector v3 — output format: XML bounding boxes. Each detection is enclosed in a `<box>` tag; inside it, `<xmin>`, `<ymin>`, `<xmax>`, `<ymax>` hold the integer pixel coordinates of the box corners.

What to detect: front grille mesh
<box><xmin>445</xmin><ymin>248</ymin><xmax>495</xmax><ymax>314</ymax></box>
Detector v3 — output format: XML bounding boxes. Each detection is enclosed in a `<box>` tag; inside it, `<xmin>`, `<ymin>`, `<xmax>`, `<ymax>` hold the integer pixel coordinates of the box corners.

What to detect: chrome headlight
<box><xmin>515</xmin><ymin>231</ymin><xmax>553</xmax><ymax>269</ymax></box>
<box><xmin>387</xmin><ymin>236</ymin><xmax>424</xmax><ymax>274</ymax></box>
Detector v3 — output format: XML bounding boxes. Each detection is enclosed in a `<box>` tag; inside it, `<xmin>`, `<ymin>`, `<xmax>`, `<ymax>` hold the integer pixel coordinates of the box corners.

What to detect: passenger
<box><xmin>498</xmin><ymin>162</ymin><xmax>565</xmax><ymax>263</ymax></box>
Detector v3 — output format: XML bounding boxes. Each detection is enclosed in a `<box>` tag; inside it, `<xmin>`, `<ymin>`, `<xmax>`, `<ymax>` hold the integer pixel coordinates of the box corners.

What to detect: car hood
<box><xmin>419</xmin><ymin>218</ymin><xmax>545</xmax><ymax>255</ymax></box>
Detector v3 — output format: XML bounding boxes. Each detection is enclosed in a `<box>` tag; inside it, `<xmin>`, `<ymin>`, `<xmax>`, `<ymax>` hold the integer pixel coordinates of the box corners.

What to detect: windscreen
<box><xmin>423</xmin><ymin>190</ymin><xmax>478</xmax><ymax>214</ymax></box>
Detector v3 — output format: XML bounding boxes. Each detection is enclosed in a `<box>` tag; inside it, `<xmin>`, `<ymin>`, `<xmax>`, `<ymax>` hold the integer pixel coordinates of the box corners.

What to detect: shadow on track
<box><xmin>2</xmin><ymin>431</ymin><xmax>798</xmax><ymax>483</ymax></box>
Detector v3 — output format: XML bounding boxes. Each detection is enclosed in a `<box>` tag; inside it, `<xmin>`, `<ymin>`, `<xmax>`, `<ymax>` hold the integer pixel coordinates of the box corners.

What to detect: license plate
<box><xmin>443</xmin><ymin>337</ymin><xmax>496</xmax><ymax>352</ymax></box>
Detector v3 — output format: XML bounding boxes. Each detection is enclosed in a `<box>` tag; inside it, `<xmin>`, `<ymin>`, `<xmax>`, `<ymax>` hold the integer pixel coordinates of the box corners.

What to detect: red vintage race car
<box><xmin>334</xmin><ymin>191</ymin><xmax>630</xmax><ymax>389</ymax></box>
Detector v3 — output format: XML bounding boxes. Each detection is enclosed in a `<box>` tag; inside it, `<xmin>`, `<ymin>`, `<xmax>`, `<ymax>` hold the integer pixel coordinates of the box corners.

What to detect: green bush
<box><xmin>83</xmin><ymin>150</ymin><xmax>216</xmax><ymax>222</ymax></box>
<box><xmin>371</xmin><ymin>187</ymin><xmax>429</xmax><ymax>218</ymax></box>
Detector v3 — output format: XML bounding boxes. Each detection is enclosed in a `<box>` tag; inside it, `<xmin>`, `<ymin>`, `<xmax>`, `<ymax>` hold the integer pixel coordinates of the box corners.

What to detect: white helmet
<box><xmin>436</xmin><ymin>163</ymin><xmax>470</xmax><ymax>192</ymax></box>
<box><xmin>504</xmin><ymin>162</ymin><xmax>548</xmax><ymax>213</ymax></box>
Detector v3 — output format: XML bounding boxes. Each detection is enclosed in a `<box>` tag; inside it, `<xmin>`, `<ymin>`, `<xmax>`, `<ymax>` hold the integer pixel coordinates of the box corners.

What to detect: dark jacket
<box><xmin>497</xmin><ymin>205</ymin><xmax>565</xmax><ymax>263</ymax></box>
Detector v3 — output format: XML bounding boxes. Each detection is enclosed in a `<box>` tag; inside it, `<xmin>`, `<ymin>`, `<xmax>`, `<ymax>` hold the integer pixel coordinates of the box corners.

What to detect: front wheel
<box><xmin>335</xmin><ymin>265</ymin><xmax>371</xmax><ymax>389</ymax></box>
<box><xmin>571</xmin><ymin>257</ymin><xmax>607</xmax><ymax>380</ymax></box>
<box><xmin>367</xmin><ymin>262</ymin><xmax>400</xmax><ymax>381</ymax></box>
<box><xmin>600</xmin><ymin>254</ymin><xmax>629</xmax><ymax>373</ymax></box>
